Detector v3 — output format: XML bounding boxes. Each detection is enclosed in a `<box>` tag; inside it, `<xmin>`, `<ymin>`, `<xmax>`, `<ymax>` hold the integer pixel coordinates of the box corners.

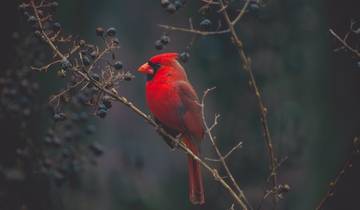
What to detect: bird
<box><xmin>137</xmin><ymin>52</ymin><xmax>205</xmax><ymax>205</ymax></box>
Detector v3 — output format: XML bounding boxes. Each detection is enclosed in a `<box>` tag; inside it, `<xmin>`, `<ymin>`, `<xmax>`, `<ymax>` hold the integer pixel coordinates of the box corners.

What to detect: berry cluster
<box><xmin>15</xmin><ymin>0</ymin><xmax>136</xmax><ymax>187</ymax></box>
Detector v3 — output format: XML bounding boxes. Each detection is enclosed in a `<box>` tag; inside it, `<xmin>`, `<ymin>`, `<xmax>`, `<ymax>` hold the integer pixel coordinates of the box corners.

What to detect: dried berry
<box><xmin>179</xmin><ymin>51</ymin><xmax>190</xmax><ymax>63</ymax></box>
<box><xmin>91</xmin><ymin>73</ymin><xmax>100</xmax><ymax>81</ymax></box>
<box><xmin>102</xmin><ymin>97</ymin><xmax>112</xmax><ymax>109</ymax></box>
<box><xmin>18</xmin><ymin>3</ymin><xmax>27</xmax><ymax>12</ymax></box>
<box><xmin>89</xmin><ymin>142</ymin><xmax>104</xmax><ymax>156</ymax></box>
<box><xmin>249</xmin><ymin>1</ymin><xmax>260</xmax><ymax>14</ymax></box>
<box><xmin>34</xmin><ymin>30</ymin><xmax>42</xmax><ymax>39</ymax></box>
<box><xmin>49</xmin><ymin>2</ymin><xmax>59</xmax><ymax>10</ymax></box>
<box><xmin>96</xmin><ymin>27</ymin><xmax>104</xmax><ymax>37</ymax></box>
<box><xmin>53</xmin><ymin>112</ymin><xmax>67</xmax><ymax>122</ymax></box>
<box><xmin>155</xmin><ymin>40</ymin><xmax>164</xmax><ymax>50</ymax></box>
<box><xmin>53</xmin><ymin>22</ymin><xmax>61</xmax><ymax>31</ymax></box>
<box><xmin>61</xmin><ymin>59</ymin><xmax>72</xmax><ymax>69</ymax></box>
<box><xmin>161</xmin><ymin>0</ymin><xmax>170</xmax><ymax>8</ymax></box>
<box><xmin>124</xmin><ymin>72</ymin><xmax>134</xmax><ymax>81</ymax></box>
<box><xmin>114</xmin><ymin>61</ymin><xmax>123</xmax><ymax>70</ymax></box>
<box><xmin>82</xmin><ymin>56</ymin><xmax>91</xmax><ymax>66</ymax></box>
<box><xmin>166</xmin><ymin>3</ymin><xmax>177</xmax><ymax>14</ymax></box>
<box><xmin>27</xmin><ymin>16</ymin><xmax>37</xmax><ymax>25</ymax></box>
<box><xmin>200</xmin><ymin>19</ymin><xmax>212</xmax><ymax>29</ymax></box>
<box><xmin>160</xmin><ymin>34</ymin><xmax>170</xmax><ymax>45</ymax></box>
<box><xmin>106</xmin><ymin>27</ymin><xmax>117</xmax><ymax>37</ymax></box>
<box><xmin>96</xmin><ymin>108</ymin><xmax>107</xmax><ymax>118</ymax></box>
<box><xmin>174</xmin><ymin>0</ymin><xmax>183</xmax><ymax>9</ymax></box>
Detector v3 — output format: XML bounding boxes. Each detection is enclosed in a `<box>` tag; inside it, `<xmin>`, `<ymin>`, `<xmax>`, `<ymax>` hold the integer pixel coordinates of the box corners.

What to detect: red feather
<box><xmin>138</xmin><ymin>53</ymin><xmax>205</xmax><ymax>205</ymax></box>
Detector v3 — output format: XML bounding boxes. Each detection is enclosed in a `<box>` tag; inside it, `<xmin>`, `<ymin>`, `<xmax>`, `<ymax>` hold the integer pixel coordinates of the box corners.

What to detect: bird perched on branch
<box><xmin>138</xmin><ymin>53</ymin><xmax>205</xmax><ymax>205</ymax></box>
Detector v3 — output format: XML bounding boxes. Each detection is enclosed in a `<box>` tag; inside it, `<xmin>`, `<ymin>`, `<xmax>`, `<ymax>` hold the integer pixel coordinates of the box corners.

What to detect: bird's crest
<box><xmin>148</xmin><ymin>52</ymin><xmax>178</xmax><ymax>64</ymax></box>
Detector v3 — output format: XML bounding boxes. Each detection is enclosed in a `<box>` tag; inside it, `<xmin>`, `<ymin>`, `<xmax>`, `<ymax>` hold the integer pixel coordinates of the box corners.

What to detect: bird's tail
<box><xmin>184</xmin><ymin>138</ymin><xmax>205</xmax><ymax>205</ymax></box>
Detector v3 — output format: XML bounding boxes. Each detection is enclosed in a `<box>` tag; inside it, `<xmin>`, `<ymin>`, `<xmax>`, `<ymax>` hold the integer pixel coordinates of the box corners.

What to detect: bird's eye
<box><xmin>147</xmin><ymin>61</ymin><xmax>161</xmax><ymax>72</ymax></box>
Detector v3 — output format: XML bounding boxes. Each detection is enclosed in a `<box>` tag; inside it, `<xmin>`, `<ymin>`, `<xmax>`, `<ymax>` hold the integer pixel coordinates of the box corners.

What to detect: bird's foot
<box><xmin>171</xmin><ymin>134</ymin><xmax>183</xmax><ymax>151</ymax></box>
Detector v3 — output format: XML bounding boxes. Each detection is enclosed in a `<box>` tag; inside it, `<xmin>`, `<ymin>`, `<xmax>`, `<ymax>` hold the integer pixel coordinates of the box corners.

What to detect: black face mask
<box><xmin>146</xmin><ymin>61</ymin><xmax>161</xmax><ymax>81</ymax></box>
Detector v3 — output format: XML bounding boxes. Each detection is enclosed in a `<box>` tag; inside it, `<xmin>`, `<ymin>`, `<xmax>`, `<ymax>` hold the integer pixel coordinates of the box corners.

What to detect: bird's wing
<box><xmin>175</xmin><ymin>81</ymin><xmax>204</xmax><ymax>142</ymax></box>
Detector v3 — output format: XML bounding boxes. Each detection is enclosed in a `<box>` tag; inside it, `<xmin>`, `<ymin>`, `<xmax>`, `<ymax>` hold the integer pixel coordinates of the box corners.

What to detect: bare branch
<box><xmin>329</xmin><ymin>29</ymin><xmax>360</xmax><ymax>58</ymax></box>
<box><xmin>205</xmin><ymin>141</ymin><xmax>243</xmax><ymax>162</ymax></box>
<box><xmin>232</xmin><ymin>0</ymin><xmax>251</xmax><ymax>25</ymax></box>
<box><xmin>224</xmin><ymin>141</ymin><xmax>243</xmax><ymax>159</ymax></box>
<box><xmin>159</xmin><ymin>24</ymin><xmax>230</xmax><ymax>36</ymax></box>
<box><xmin>315</xmin><ymin>137</ymin><xmax>360</xmax><ymax>210</ymax></box>
<box><xmin>201</xmin><ymin>87</ymin><xmax>252</xmax><ymax>210</ymax></box>
<box><xmin>217</xmin><ymin>0</ymin><xmax>279</xmax><ymax>207</ymax></box>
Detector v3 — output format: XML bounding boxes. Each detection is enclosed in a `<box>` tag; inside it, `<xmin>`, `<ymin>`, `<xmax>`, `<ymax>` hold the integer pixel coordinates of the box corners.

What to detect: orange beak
<box><xmin>137</xmin><ymin>63</ymin><xmax>154</xmax><ymax>74</ymax></box>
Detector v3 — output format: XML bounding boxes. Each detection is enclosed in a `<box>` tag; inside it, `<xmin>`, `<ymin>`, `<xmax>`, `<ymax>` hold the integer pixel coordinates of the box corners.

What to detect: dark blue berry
<box><xmin>49</xmin><ymin>2</ymin><xmax>59</xmax><ymax>9</ymax></box>
<box><xmin>160</xmin><ymin>35</ymin><xmax>170</xmax><ymax>45</ymax></box>
<box><xmin>180</xmin><ymin>52</ymin><xmax>190</xmax><ymax>63</ymax></box>
<box><xmin>106</xmin><ymin>27</ymin><xmax>117</xmax><ymax>37</ymax></box>
<box><xmin>27</xmin><ymin>16</ymin><xmax>37</xmax><ymax>25</ymax></box>
<box><xmin>114</xmin><ymin>61</ymin><xmax>123</xmax><ymax>70</ymax></box>
<box><xmin>166</xmin><ymin>4</ymin><xmax>177</xmax><ymax>14</ymax></box>
<box><xmin>249</xmin><ymin>1</ymin><xmax>260</xmax><ymax>14</ymax></box>
<box><xmin>91</xmin><ymin>73</ymin><xmax>100</xmax><ymax>81</ymax></box>
<box><xmin>200</xmin><ymin>19</ymin><xmax>212</xmax><ymax>29</ymax></box>
<box><xmin>96</xmin><ymin>108</ymin><xmax>107</xmax><ymax>118</ymax></box>
<box><xmin>155</xmin><ymin>40</ymin><xmax>164</xmax><ymax>50</ymax></box>
<box><xmin>174</xmin><ymin>0</ymin><xmax>182</xmax><ymax>9</ymax></box>
<box><xmin>161</xmin><ymin>0</ymin><xmax>170</xmax><ymax>8</ymax></box>
<box><xmin>53</xmin><ymin>112</ymin><xmax>66</xmax><ymax>122</ymax></box>
<box><xmin>53</xmin><ymin>22</ymin><xmax>61</xmax><ymax>31</ymax></box>
<box><xmin>89</xmin><ymin>142</ymin><xmax>104</xmax><ymax>156</ymax></box>
<box><xmin>102</xmin><ymin>99</ymin><xmax>112</xmax><ymax>109</ymax></box>
<box><xmin>82</xmin><ymin>56</ymin><xmax>91</xmax><ymax>66</ymax></box>
<box><xmin>61</xmin><ymin>59</ymin><xmax>72</xmax><ymax>69</ymax></box>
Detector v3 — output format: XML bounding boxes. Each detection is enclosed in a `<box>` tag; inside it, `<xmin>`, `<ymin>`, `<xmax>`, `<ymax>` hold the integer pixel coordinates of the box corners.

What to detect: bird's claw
<box><xmin>171</xmin><ymin>134</ymin><xmax>183</xmax><ymax>151</ymax></box>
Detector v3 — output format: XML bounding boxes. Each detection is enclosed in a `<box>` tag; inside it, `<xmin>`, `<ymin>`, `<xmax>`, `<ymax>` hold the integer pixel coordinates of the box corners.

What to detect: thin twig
<box><xmin>204</xmin><ymin>141</ymin><xmax>243</xmax><ymax>162</ymax></box>
<box><xmin>232</xmin><ymin>0</ymin><xmax>251</xmax><ymax>25</ymax></box>
<box><xmin>31</xmin><ymin>59</ymin><xmax>62</xmax><ymax>72</ymax></box>
<box><xmin>49</xmin><ymin>79</ymin><xmax>85</xmax><ymax>104</ymax></box>
<box><xmin>159</xmin><ymin>24</ymin><xmax>230</xmax><ymax>36</ymax></box>
<box><xmin>256</xmin><ymin>156</ymin><xmax>289</xmax><ymax>210</ymax></box>
<box><xmin>315</xmin><ymin>137</ymin><xmax>360</xmax><ymax>210</ymax></box>
<box><xmin>329</xmin><ymin>29</ymin><xmax>360</xmax><ymax>58</ymax></box>
<box><xmin>201</xmin><ymin>87</ymin><xmax>252</xmax><ymax>210</ymax></box>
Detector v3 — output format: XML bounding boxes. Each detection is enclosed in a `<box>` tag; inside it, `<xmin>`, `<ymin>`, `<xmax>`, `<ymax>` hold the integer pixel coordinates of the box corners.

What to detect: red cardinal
<box><xmin>138</xmin><ymin>53</ymin><xmax>205</xmax><ymax>205</ymax></box>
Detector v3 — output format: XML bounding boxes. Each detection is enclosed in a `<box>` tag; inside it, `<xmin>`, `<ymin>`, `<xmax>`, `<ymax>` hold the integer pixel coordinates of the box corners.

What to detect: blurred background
<box><xmin>1</xmin><ymin>0</ymin><xmax>360</xmax><ymax>210</ymax></box>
